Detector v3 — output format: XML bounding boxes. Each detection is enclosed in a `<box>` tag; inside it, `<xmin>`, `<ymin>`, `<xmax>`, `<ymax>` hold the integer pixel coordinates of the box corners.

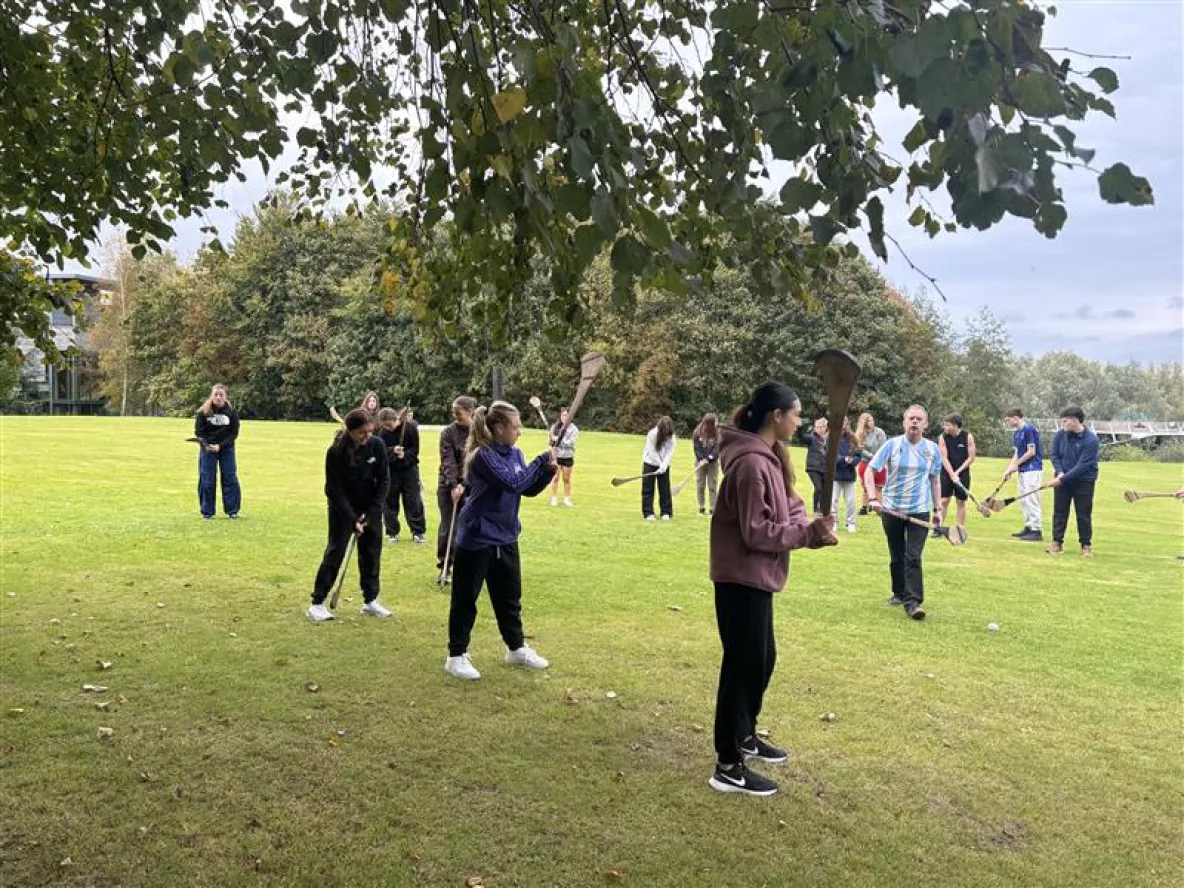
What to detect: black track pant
<box><xmin>448</xmin><ymin>543</ymin><xmax>526</xmax><ymax>657</ymax></box>
<box><xmin>807</xmin><ymin>470</ymin><xmax>824</xmax><ymax>514</ymax></box>
<box><xmin>713</xmin><ymin>582</ymin><xmax>775</xmax><ymax>766</ymax></box>
<box><xmin>313</xmin><ymin>506</ymin><xmax>382</xmax><ymax>605</ymax></box>
<box><xmin>881</xmin><ymin>511</ymin><xmax>929</xmax><ymax>606</ymax></box>
<box><xmin>384</xmin><ymin>465</ymin><xmax>427</xmax><ymax>537</ymax></box>
<box><xmin>436</xmin><ymin>486</ymin><xmax>463</xmax><ymax>570</ymax></box>
<box><xmin>640</xmin><ymin>463</ymin><xmax>672</xmax><ymax>518</ymax></box>
<box><xmin>1052</xmin><ymin>478</ymin><xmax>1095</xmax><ymax>546</ymax></box>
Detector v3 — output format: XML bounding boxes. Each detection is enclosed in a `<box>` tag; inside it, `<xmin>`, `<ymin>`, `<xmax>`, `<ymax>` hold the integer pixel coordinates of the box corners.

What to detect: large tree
<box><xmin>3</xmin><ymin>0</ymin><xmax>1154</xmax><ymax>357</ymax></box>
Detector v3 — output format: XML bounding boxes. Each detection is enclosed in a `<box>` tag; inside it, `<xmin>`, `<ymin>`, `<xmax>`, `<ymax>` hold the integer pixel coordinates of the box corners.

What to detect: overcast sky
<box><xmin>92</xmin><ymin>0</ymin><xmax>1183</xmax><ymax>364</ymax></box>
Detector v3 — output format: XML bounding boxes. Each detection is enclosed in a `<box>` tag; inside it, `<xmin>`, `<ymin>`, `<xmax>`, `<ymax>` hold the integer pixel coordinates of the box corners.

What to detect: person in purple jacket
<box><xmin>707</xmin><ymin>382</ymin><xmax>837</xmax><ymax>797</ymax></box>
<box><xmin>444</xmin><ymin>400</ymin><xmax>558</xmax><ymax>681</ymax></box>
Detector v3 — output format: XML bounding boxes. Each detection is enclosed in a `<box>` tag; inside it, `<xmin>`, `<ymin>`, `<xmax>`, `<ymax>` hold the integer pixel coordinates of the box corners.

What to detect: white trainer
<box><xmin>505</xmin><ymin>645</ymin><xmax>549</xmax><ymax>670</ymax></box>
<box><xmin>645</xmin><ymin>515</ymin><xmax>656</xmax><ymax>521</ymax></box>
<box><xmin>661</xmin><ymin>514</ymin><xmax>672</xmax><ymax>521</ymax></box>
<box><xmin>549</xmin><ymin>496</ymin><xmax>558</xmax><ymax>506</ymax></box>
<box><xmin>846</xmin><ymin>525</ymin><xmax>857</xmax><ymax>534</ymax></box>
<box><xmin>360</xmin><ymin>599</ymin><xmax>392</xmax><ymax>617</ymax></box>
<box><xmin>445</xmin><ymin>654</ymin><xmax>481</xmax><ymax>680</ymax></box>
<box><xmin>307</xmin><ymin>604</ymin><xmax>334</xmax><ymax>622</ymax></box>
<box><xmin>563</xmin><ymin>497</ymin><xmax>574</xmax><ymax>508</ymax></box>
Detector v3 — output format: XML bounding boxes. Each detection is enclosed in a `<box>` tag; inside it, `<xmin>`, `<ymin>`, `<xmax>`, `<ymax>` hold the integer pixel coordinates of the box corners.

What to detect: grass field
<box><xmin>1</xmin><ymin>416</ymin><xmax>1181</xmax><ymax>887</ymax></box>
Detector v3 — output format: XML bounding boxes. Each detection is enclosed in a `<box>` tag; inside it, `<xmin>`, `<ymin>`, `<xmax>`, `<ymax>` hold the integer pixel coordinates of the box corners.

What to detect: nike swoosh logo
<box><xmin>718</xmin><ymin>772</ymin><xmax>746</xmax><ymax>787</ymax></box>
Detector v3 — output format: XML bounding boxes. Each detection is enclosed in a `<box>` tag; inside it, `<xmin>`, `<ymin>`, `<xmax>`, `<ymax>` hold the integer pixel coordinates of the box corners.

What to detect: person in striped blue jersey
<box><xmin>864</xmin><ymin>405</ymin><xmax>943</xmax><ymax>621</ymax></box>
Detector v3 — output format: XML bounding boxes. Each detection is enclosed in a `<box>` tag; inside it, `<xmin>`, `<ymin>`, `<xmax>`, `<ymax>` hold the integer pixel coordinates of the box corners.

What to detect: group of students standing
<box><xmin>190</xmin><ymin>380</ymin><xmax>1110</xmax><ymax>799</ymax></box>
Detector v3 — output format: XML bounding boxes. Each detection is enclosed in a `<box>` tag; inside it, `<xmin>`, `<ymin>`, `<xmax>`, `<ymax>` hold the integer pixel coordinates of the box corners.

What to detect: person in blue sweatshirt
<box><xmin>444</xmin><ymin>401</ymin><xmax>557</xmax><ymax>681</ymax></box>
<box><xmin>1048</xmin><ymin>405</ymin><xmax>1100</xmax><ymax>558</ymax></box>
<box><xmin>194</xmin><ymin>384</ymin><xmax>241</xmax><ymax>520</ymax></box>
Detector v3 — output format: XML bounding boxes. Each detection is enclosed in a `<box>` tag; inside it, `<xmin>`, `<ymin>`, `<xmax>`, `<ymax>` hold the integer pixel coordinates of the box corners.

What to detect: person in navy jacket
<box><xmin>444</xmin><ymin>401</ymin><xmax>557</xmax><ymax>681</ymax></box>
<box><xmin>1048</xmin><ymin>405</ymin><xmax>1100</xmax><ymax>558</ymax></box>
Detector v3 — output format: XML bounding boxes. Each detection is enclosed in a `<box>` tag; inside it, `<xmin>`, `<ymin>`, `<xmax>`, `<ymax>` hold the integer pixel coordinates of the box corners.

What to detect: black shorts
<box><xmin>557</xmin><ymin>456</ymin><xmax>574</xmax><ymax>468</ymax></box>
<box><xmin>940</xmin><ymin>472</ymin><xmax>970</xmax><ymax>500</ymax></box>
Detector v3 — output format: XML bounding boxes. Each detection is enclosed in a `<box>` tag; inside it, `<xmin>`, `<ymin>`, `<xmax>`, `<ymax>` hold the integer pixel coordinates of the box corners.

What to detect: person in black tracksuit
<box><xmin>307</xmin><ymin>409</ymin><xmax>391</xmax><ymax>622</ymax></box>
<box><xmin>798</xmin><ymin>417</ymin><xmax>828</xmax><ymax>515</ymax></box>
<box><xmin>377</xmin><ymin>407</ymin><xmax>427</xmax><ymax>544</ymax></box>
<box><xmin>438</xmin><ymin>396</ymin><xmax>477</xmax><ymax>577</ymax></box>
<box><xmin>937</xmin><ymin>413</ymin><xmax>976</xmax><ymax>534</ymax></box>
<box><xmin>194</xmin><ymin>384</ymin><xmax>242</xmax><ymax>519</ymax></box>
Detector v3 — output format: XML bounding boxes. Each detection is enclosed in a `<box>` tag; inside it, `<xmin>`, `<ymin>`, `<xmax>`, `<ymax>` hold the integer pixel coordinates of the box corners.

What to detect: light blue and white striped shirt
<box><xmin>868</xmin><ymin>435</ymin><xmax>941</xmax><ymax>514</ymax></box>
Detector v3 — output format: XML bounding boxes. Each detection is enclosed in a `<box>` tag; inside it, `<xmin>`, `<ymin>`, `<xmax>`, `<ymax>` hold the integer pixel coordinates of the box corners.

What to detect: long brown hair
<box><xmin>199</xmin><ymin>384</ymin><xmax>229</xmax><ymax>416</ymax></box>
<box><xmin>732</xmin><ymin>381</ymin><xmax>797</xmax><ymax>499</ymax></box>
<box><xmin>332</xmin><ymin>408</ymin><xmax>374</xmax><ymax>461</ymax></box>
<box><xmin>464</xmin><ymin>401</ymin><xmax>519</xmax><ymax>478</ymax></box>
<box><xmin>693</xmin><ymin>412</ymin><xmax>718</xmax><ymax>443</ymax></box>
<box><xmin>654</xmin><ymin>416</ymin><xmax>674</xmax><ymax>452</ymax></box>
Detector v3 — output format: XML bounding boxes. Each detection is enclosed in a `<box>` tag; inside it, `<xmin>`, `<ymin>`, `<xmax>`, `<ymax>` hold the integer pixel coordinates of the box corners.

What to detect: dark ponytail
<box><xmin>732</xmin><ymin>381</ymin><xmax>799</xmax><ymax>499</ymax></box>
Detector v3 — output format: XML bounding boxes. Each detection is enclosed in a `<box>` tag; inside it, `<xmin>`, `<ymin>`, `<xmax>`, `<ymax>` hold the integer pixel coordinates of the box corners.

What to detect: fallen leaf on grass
<box><xmin>118</xmin><ymin>695</ymin><xmax>129</xmax><ymax>706</ymax></box>
<box><xmin>97</xmin><ymin>660</ymin><xmax>113</xmax><ymax>671</ymax></box>
<box><xmin>95</xmin><ymin>701</ymin><xmax>111</xmax><ymax>712</ymax></box>
<box><xmin>328</xmin><ymin>735</ymin><xmax>340</xmax><ymax>747</ymax></box>
<box><xmin>139</xmin><ymin>772</ymin><xmax>152</xmax><ymax>782</ymax></box>
<box><xmin>563</xmin><ymin>689</ymin><xmax>579</xmax><ymax>705</ymax></box>
<box><xmin>665</xmin><ymin>605</ymin><xmax>683</xmax><ymax>612</ymax></box>
<box><xmin>406</xmin><ymin>851</ymin><xmax>422</xmax><ymax>861</ymax></box>
<box><xmin>173</xmin><ymin>787</ymin><xmax>185</xmax><ymax>799</ymax></box>
<box><xmin>778</xmin><ymin>819</ymin><xmax>788</xmax><ymax>828</ymax></box>
<box><xmin>614</xmin><ymin>771</ymin><xmax>625</xmax><ymax>782</ymax></box>
<box><xmin>49</xmin><ymin>618</ymin><xmax>61</xmax><ymax>625</ymax></box>
<box><xmin>249</xmin><ymin>856</ymin><xmax>262</xmax><ymax>871</ymax></box>
<box><xmin>304</xmin><ymin>682</ymin><xmax>319</xmax><ymax>693</ymax></box>
<box><xmin>819</xmin><ymin>712</ymin><xmax>836</xmax><ymax>723</ymax></box>
<box><xmin>60</xmin><ymin>857</ymin><xmax>73</xmax><ymax>867</ymax></box>
<box><xmin>465</xmin><ymin>877</ymin><xmax>485</xmax><ymax>887</ymax></box>
<box><xmin>690</xmin><ymin>723</ymin><xmax>704</xmax><ymax>733</ymax></box>
<box><xmin>97</xmin><ymin>727</ymin><xmax>114</xmax><ymax>740</ymax></box>
<box><xmin>7</xmin><ymin>708</ymin><xmax>25</xmax><ymax>717</ymax></box>
<box><xmin>605</xmin><ymin>691</ymin><xmax>617</xmax><ymax>699</ymax></box>
<box><xmin>81</xmin><ymin>684</ymin><xmax>107</xmax><ymax>693</ymax></box>
<box><xmin>607</xmin><ymin>869</ymin><xmax>626</xmax><ymax>881</ymax></box>
<box><xmin>155</xmin><ymin>603</ymin><xmax>166</xmax><ymax>609</ymax></box>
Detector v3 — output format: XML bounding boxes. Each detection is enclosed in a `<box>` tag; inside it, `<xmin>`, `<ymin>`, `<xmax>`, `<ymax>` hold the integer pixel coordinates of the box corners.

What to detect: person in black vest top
<box><xmin>937</xmin><ymin>413</ymin><xmax>976</xmax><ymax>535</ymax></box>
<box><xmin>797</xmin><ymin>417</ymin><xmax>828</xmax><ymax>515</ymax></box>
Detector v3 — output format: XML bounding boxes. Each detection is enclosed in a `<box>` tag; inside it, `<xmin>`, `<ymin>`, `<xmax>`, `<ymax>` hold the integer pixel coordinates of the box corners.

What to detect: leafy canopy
<box><xmin>1</xmin><ymin>0</ymin><xmax>1154</xmax><ymax>353</ymax></box>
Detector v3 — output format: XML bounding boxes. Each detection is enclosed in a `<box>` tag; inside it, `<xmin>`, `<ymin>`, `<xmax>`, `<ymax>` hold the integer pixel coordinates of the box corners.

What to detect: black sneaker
<box><xmin>885</xmin><ymin>596</ymin><xmax>903</xmax><ymax>607</ymax></box>
<box><xmin>708</xmin><ymin>761</ymin><xmax>778</xmax><ymax>797</ymax></box>
<box><xmin>906</xmin><ymin>604</ymin><xmax>926</xmax><ymax>621</ymax></box>
<box><xmin>1019</xmin><ymin>530</ymin><xmax>1044</xmax><ymax>542</ymax></box>
<box><xmin>859</xmin><ymin>506</ymin><xmax>869</xmax><ymax>516</ymax></box>
<box><xmin>413</xmin><ymin>534</ymin><xmax>427</xmax><ymax>544</ymax></box>
<box><xmin>740</xmin><ymin>735</ymin><xmax>789</xmax><ymax>764</ymax></box>
<box><xmin>1011</xmin><ymin>528</ymin><xmax>1029</xmax><ymax>538</ymax></box>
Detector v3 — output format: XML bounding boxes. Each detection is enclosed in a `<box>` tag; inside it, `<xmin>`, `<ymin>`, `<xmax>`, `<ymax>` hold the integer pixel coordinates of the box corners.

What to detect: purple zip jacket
<box><xmin>454</xmin><ymin>443</ymin><xmax>556</xmax><ymax>550</ymax></box>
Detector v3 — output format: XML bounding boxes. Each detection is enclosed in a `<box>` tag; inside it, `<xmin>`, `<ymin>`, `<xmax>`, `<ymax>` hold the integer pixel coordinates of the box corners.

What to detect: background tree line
<box><xmin>74</xmin><ymin>201</ymin><xmax>1183</xmax><ymax>457</ymax></box>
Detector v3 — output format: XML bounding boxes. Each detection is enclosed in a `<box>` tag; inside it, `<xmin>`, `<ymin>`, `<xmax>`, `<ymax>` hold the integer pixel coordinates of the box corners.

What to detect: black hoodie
<box><xmin>325</xmin><ymin>435</ymin><xmax>390</xmax><ymax>523</ymax></box>
<box><xmin>195</xmin><ymin>404</ymin><xmax>239</xmax><ymax>448</ymax></box>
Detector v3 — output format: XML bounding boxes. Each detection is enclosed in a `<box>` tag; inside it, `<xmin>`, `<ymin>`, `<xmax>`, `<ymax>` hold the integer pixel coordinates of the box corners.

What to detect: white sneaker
<box><xmin>307</xmin><ymin>604</ymin><xmax>334</xmax><ymax>622</ymax></box>
<box><xmin>661</xmin><ymin>514</ymin><xmax>672</xmax><ymax>521</ymax></box>
<box><xmin>550</xmin><ymin>496</ymin><xmax>558</xmax><ymax>506</ymax></box>
<box><xmin>444</xmin><ymin>654</ymin><xmax>481</xmax><ymax>680</ymax></box>
<box><xmin>846</xmin><ymin>525</ymin><xmax>857</xmax><ymax>534</ymax></box>
<box><xmin>505</xmin><ymin>645</ymin><xmax>549</xmax><ymax>670</ymax></box>
<box><xmin>645</xmin><ymin>515</ymin><xmax>656</xmax><ymax>522</ymax></box>
<box><xmin>388</xmin><ymin>534</ymin><xmax>399</xmax><ymax>544</ymax></box>
<box><xmin>563</xmin><ymin>497</ymin><xmax>574</xmax><ymax>508</ymax></box>
<box><xmin>360</xmin><ymin>599</ymin><xmax>392</xmax><ymax>617</ymax></box>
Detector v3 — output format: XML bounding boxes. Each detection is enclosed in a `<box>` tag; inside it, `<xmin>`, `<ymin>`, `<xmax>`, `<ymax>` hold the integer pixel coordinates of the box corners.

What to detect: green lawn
<box><xmin>1</xmin><ymin>416</ymin><xmax>1181</xmax><ymax>887</ymax></box>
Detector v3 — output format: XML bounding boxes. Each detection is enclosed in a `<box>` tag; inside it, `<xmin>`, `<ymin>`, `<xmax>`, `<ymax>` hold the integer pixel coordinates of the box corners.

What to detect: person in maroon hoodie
<box><xmin>708</xmin><ymin>381</ymin><xmax>837</xmax><ymax>797</ymax></box>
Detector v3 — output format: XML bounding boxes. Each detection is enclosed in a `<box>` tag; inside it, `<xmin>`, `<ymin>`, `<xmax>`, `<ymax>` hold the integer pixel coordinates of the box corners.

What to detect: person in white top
<box><xmin>641</xmin><ymin>416</ymin><xmax>677</xmax><ymax>520</ymax></box>
<box><xmin>548</xmin><ymin>408</ymin><xmax>579</xmax><ymax>507</ymax></box>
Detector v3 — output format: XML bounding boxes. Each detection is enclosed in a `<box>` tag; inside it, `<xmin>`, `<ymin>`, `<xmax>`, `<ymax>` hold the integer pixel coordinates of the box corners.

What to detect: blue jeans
<box><xmin>198</xmin><ymin>447</ymin><xmax>242</xmax><ymax>517</ymax></box>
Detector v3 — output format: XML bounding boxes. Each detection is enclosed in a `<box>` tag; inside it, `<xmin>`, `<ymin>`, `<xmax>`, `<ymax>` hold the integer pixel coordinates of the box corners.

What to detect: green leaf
<box><xmin>1097</xmin><ymin>163</ymin><xmax>1154</xmax><ymax>206</ymax></box>
<box><xmin>636</xmin><ymin>206</ymin><xmax>671</xmax><ymax>249</ymax></box>
<box><xmin>569</xmin><ymin>136</ymin><xmax>594</xmax><ymax>179</ymax></box>
<box><xmin>779</xmin><ymin>177</ymin><xmax>821</xmax><ymax>213</ymax></box>
<box><xmin>610</xmin><ymin>234</ymin><xmax>650</xmax><ymax>276</ymax></box>
<box><xmin>809</xmin><ymin>215</ymin><xmax>844</xmax><ymax>246</ymax></box>
<box><xmin>591</xmin><ymin>192</ymin><xmax>618</xmax><ymax>237</ymax></box>
<box><xmin>296</xmin><ymin>127</ymin><xmax>319</xmax><ymax>148</ymax></box>
<box><xmin>573</xmin><ymin>223</ymin><xmax>603</xmax><ymax>265</ymax></box>
<box><xmin>865</xmin><ymin>197</ymin><xmax>886</xmax><ymax>261</ymax></box>
<box><xmin>902</xmin><ymin>120</ymin><xmax>929</xmax><ymax>153</ymax></box>
<box><xmin>1011</xmin><ymin>73</ymin><xmax>1068</xmax><ymax>118</ymax></box>
<box><xmin>1088</xmin><ymin>67</ymin><xmax>1119</xmax><ymax>94</ymax></box>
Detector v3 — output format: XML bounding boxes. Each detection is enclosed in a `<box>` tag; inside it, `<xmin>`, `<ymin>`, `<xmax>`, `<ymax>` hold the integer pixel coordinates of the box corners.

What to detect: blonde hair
<box><xmin>199</xmin><ymin>384</ymin><xmax>229</xmax><ymax>416</ymax></box>
<box><xmin>853</xmin><ymin>412</ymin><xmax>872</xmax><ymax>448</ymax></box>
<box><xmin>464</xmin><ymin>401</ymin><xmax>519</xmax><ymax>478</ymax></box>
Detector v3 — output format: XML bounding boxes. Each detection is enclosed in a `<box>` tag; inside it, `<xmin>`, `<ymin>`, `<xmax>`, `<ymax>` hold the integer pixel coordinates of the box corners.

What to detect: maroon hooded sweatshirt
<box><xmin>710</xmin><ymin>426</ymin><xmax>827</xmax><ymax>594</ymax></box>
